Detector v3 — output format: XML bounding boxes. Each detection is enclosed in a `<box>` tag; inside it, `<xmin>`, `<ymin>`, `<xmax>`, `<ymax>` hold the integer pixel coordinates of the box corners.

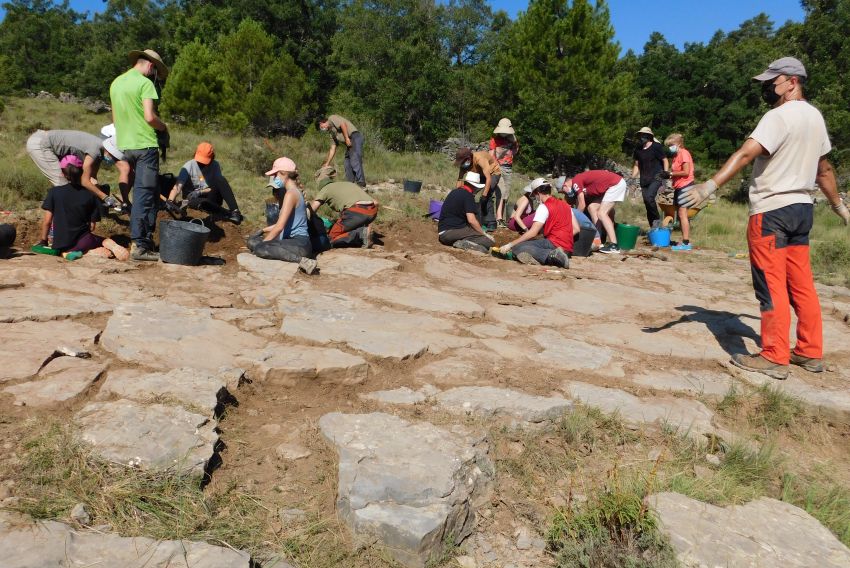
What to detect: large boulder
<box><xmin>319</xmin><ymin>412</ymin><xmax>493</xmax><ymax>567</ymax></box>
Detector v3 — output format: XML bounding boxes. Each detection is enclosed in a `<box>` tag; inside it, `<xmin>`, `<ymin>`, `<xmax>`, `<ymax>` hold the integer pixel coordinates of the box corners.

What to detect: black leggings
<box><xmin>640</xmin><ymin>179</ymin><xmax>662</xmax><ymax>226</ymax></box>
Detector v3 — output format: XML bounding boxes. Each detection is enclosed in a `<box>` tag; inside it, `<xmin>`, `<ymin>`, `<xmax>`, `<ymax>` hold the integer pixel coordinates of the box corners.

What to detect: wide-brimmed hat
<box><xmin>265</xmin><ymin>156</ymin><xmax>297</xmax><ymax>176</ymax></box>
<box><xmin>636</xmin><ymin>126</ymin><xmax>654</xmax><ymax>136</ymax></box>
<box><xmin>753</xmin><ymin>56</ymin><xmax>807</xmax><ymax>81</ymax></box>
<box><xmin>493</xmin><ymin>118</ymin><xmax>515</xmax><ymax>135</ymax></box>
<box><xmin>463</xmin><ymin>171</ymin><xmax>485</xmax><ymax>189</ymax></box>
<box><xmin>101</xmin><ymin>136</ymin><xmax>125</xmax><ymax>162</ymax></box>
<box><xmin>128</xmin><ymin>49</ymin><xmax>169</xmax><ymax>79</ymax></box>
<box><xmin>454</xmin><ymin>147</ymin><xmax>473</xmax><ymax>166</ymax></box>
<box><xmin>194</xmin><ymin>142</ymin><xmax>215</xmax><ymax>165</ymax></box>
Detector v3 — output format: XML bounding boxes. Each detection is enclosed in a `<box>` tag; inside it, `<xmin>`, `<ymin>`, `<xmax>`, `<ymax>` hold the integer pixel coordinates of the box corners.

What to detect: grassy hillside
<box><xmin>2</xmin><ymin>96</ymin><xmax>848</xmax><ymax>286</ymax></box>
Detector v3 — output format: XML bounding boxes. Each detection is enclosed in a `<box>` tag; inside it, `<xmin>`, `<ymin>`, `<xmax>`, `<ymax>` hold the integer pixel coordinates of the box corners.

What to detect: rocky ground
<box><xmin>1</xmin><ymin>215</ymin><xmax>849</xmax><ymax>568</ymax></box>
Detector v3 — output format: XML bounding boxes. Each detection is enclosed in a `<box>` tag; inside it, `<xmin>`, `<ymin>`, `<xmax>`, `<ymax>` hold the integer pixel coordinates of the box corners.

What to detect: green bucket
<box><xmin>615</xmin><ymin>223</ymin><xmax>640</xmax><ymax>250</ymax></box>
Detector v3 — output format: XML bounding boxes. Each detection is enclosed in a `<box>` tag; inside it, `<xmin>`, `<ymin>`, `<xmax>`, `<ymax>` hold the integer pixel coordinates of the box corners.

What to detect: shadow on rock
<box><xmin>643</xmin><ymin>305</ymin><xmax>761</xmax><ymax>357</ymax></box>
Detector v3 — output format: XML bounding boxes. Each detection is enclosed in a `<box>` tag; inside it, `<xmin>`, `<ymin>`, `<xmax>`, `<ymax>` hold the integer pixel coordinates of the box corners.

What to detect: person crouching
<box><xmin>310</xmin><ymin>167</ymin><xmax>377</xmax><ymax>248</ymax></box>
<box><xmin>437</xmin><ymin>172</ymin><xmax>495</xmax><ymax>253</ymax></box>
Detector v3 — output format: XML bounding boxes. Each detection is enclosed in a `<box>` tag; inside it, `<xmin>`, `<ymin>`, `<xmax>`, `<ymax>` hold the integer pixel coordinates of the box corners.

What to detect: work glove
<box><xmin>102</xmin><ymin>195</ymin><xmax>119</xmax><ymax>208</ymax></box>
<box><xmin>499</xmin><ymin>243</ymin><xmax>513</xmax><ymax>255</ymax></box>
<box><xmin>657</xmin><ymin>170</ymin><xmax>672</xmax><ymax>180</ymax></box>
<box><xmin>832</xmin><ymin>201</ymin><xmax>850</xmax><ymax>226</ymax></box>
<box><xmin>186</xmin><ymin>189</ymin><xmax>203</xmax><ymax>202</ymax></box>
<box><xmin>164</xmin><ymin>200</ymin><xmax>181</xmax><ymax>215</ymax></box>
<box><xmin>678</xmin><ymin>179</ymin><xmax>717</xmax><ymax>209</ymax></box>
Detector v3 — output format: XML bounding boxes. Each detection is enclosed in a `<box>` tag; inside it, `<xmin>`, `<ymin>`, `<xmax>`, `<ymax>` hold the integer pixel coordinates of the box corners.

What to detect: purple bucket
<box><xmin>428</xmin><ymin>199</ymin><xmax>443</xmax><ymax>219</ymax></box>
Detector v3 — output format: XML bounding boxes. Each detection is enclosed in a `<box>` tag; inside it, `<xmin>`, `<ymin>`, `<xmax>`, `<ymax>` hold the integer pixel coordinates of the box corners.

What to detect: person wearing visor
<box><xmin>438</xmin><ymin>171</ymin><xmax>494</xmax><ymax>253</ymax></box>
<box><xmin>507</xmin><ymin>182</ymin><xmax>537</xmax><ymax>233</ymax></box>
<box><xmin>246</xmin><ymin>157</ymin><xmax>317</xmax><ymax>274</ymax></box>
<box><xmin>26</xmin><ymin>129</ymin><xmax>125</xmax><ymax>207</ymax></box>
<box><xmin>497</xmin><ymin>178</ymin><xmax>571</xmax><ymax>268</ymax></box>
<box><xmin>165</xmin><ymin>142</ymin><xmax>243</xmax><ymax>224</ymax></box>
<box><xmin>454</xmin><ymin>147</ymin><xmax>501</xmax><ymax>231</ymax></box>
<box><xmin>679</xmin><ymin>56</ymin><xmax>849</xmax><ymax>379</ymax></box>
<box><xmin>110</xmin><ymin>48</ymin><xmax>170</xmax><ymax>261</ymax></box>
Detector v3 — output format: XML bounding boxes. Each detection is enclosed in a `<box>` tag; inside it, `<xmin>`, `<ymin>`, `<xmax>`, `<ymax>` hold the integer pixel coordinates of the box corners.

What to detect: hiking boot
<box><xmin>516</xmin><ymin>252</ymin><xmax>541</xmax><ymax>265</ymax></box>
<box><xmin>130</xmin><ymin>244</ymin><xmax>160</xmax><ymax>262</ymax></box>
<box><xmin>298</xmin><ymin>257</ymin><xmax>318</xmax><ymax>275</ymax></box>
<box><xmin>730</xmin><ymin>353</ymin><xmax>789</xmax><ymax>380</ymax></box>
<box><xmin>790</xmin><ymin>352</ymin><xmax>824</xmax><ymax>373</ymax></box>
<box><xmin>452</xmin><ymin>240</ymin><xmax>488</xmax><ymax>253</ymax></box>
<box><xmin>546</xmin><ymin>247</ymin><xmax>570</xmax><ymax>269</ymax></box>
<box><xmin>598</xmin><ymin>243</ymin><xmax>621</xmax><ymax>254</ymax></box>
<box><xmin>226</xmin><ymin>210</ymin><xmax>244</xmax><ymax>225</ymax></box>
<box><xmin>671</xmin><ymin>243</ymin><xmax>692</xmax><ymax>251</ymax></box>
<box><xmin>361</xmin><ymin>225</ymin><xmax>373</xmax><ymax>249</ymax></box>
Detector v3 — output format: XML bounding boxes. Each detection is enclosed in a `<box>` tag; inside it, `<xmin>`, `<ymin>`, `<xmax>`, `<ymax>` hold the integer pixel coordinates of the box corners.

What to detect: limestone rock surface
<box><xmin>435</xmin><ymin>387</ymin><xmax>572</xmax><ymax>424</ymax></box>
<box><xmin>3</xmin><ymin>358</ymin><xmax>105</xmax><ymax>407</ymax></box>
<box><xmin>0</xmin><ymin>320</ymin><xmax>99</xmax><ymax>382</ymax></box>
<box><xmin>0</xmin><ymin>287</ymin><xmax>111</xmax><ymax>323</ymax></box>
<box><xmin>238</xmin><ymin>343</ymin><xmax>368</xmax><ymax>386</ymax></box>
<box><xmin>98</xmin><ymin>368</ymin><xmax>229</xmax><ymax>416</ymax></box>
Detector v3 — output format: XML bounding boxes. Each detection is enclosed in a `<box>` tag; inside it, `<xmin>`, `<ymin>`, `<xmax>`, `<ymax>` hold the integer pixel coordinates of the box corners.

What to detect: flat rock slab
<box><xmin>320</xmin><ymin>412</ymin><xmax>493</xmax><ymax>568</ymax></box>
<box><xmin>361</xmin><ymin>386</ymin><xmax>431</xmax><ymax>405</ymax></box>
<box><xmin>319</xmin><ymin>251</ymin><xmax>399</xmax><ymax>278</ymax></box>
<box><xmin>3</xmin><ymin>357</ymin><xmax>105</xmax><ymax>407</ymax></box>
<box><xmin>562</xmin><ymin>381</ymin><xmax>720</xmax><ymax>439</ymax></box>
<box><xmin>238</xmin><ymin>343</ymin><xmax>368</xmax><ymax>386</ymax></box>
<box><xmin>237</xmin><ymin>252</ymin><xmax>299</xmax><ymax>280</ymax></box>
<box><xmin>98</xmin><ymin>368</ymin><xmax>229</xmax><ymax>416</ymax></box>
<box><xmin>423</xmin><ymin>253</ymin><xmax>550</xmax><ymax>298</ymax></box>
<box><xmin>531</xmin><ymin>329</ymin><xmax>623</xmax><ymax>377</ymax></box>
<box><xmin>651</xmin><ymin>492</ymin><xmax>850</xmax><ymax>567</ymax></box>
<box><xmin>0</xmin><ymin>287</ymin><xmax>112</xmax><ymax>323</ymax></box>
<box><xmin>363</xmin><ymin>286</ymin><xmax>484</xmax><ymax>317</ymax></box>
<box><xmin>76</xmin><ymin>400</ymin><xmax>218</xmax><ymax>475</ymax></box>
<box><xmin>436</xmin><ymin>386</ymin><xmax>572</xmax><ymax>424</ymax></box>
<box><xmin>582</xmin><ymin>321</ymin><xmax>730</xmax><ymax>360</ymax></box>
<box><xmin>414</xmin><ymin>353</ymin><xmax>500</xmax><ymax>386</ymax></box>
<box><xmin>279</xmin><ymin>292</ymin><xmax>466</xmax><ymax>359</ymax></box>
<box><xmin>632</xmin><ymin>370</ymin><xmax>738</xmax><ymax>397</ymax></box>
<box><xmin>0</xmin><ymin>320</ymin><xmax>99</xmax><ymax>382</ymax></box>
<box><xmin>0</xmin><ymin>518</ymin><xmax>250</xmax><ymax>567</ymax></box>
<box><xmin>101</xmin><ymin>302</ymin><xmax>265</xmax><ymax>370</ymax></box>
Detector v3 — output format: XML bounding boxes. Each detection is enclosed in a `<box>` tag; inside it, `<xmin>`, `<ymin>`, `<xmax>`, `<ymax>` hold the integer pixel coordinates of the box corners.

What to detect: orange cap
<box><xmin>194</xmin><ymin>142</ymin><xmax>215</xmax><ymax>165</ymax></box>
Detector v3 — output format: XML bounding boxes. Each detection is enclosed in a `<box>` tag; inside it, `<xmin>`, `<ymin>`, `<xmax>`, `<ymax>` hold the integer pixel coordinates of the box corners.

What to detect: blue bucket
<box><xmin>648</xmin><ymin>227</ymin><xmax>671</xmax><ymax>247</ymax></box>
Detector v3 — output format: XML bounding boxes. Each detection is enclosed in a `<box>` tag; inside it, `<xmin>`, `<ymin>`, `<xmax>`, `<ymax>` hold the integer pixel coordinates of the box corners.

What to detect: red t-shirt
<box><xmin>535</xmin><ymin>197</ymin><xmax>574</xmax><ymax>252</ymax></box>
<box><xmin>671</xmin><ymin>148</ymin><xmax>695</xmax><ymax>189</ymax></box>
<box><xmin>571</xmin><ymin>170</ymin><xmax>622</xmax><ymax>198</ymax></box>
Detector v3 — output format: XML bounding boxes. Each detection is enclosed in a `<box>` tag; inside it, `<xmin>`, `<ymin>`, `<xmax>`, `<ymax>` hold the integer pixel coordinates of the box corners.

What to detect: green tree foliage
<box><xmin>500</xmin><ymin>0</ymin><xmax>640</xmax><ymax>171</ymax></box>
<box><xmin>330</xmin><ymin>0</ymin><xmax>453</xmax><ymax>149</ymax></box>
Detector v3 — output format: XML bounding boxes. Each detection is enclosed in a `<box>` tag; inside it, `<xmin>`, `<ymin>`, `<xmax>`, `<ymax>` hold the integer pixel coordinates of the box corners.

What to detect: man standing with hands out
<box><xmin>110</xmin><ymin>49</ymin><xmax>169</xmax><ymax>261</ymax></box>
<box><xmin>680</xmin><ymin>57</ymin><xmax>850</xmax><ymax>380</ymax></box>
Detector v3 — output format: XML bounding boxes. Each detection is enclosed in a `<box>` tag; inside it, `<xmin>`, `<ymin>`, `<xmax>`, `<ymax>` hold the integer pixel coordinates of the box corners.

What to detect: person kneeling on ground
<box><xmin>497</xmin><ymin>178</ymin><xmax>571</xmax><ymax>268</ymax></box>
<box><xmin>557</xmin><ymin>170</ymin><xmax>626</xmax><ymax>254</ymax></box>
<box><xmin>36</xmin><ymin>155</ymin><xmax>129</xmax><ymax>261</ymax></box>
<box><xmin>246</xmin><ymin>157</ymin><xmax>317</xmax><ymax>274</ymax></box>
<box><xmin>438</xmin><ymin>172</ymin><xmax>495</xmax><ymax>253</ymax></box>
<box><xmin>165</xmin><ymin>142</ymin><xmax>243</xmax><ymax>224</ymax></box>
<box><xmin>310</xmin><ymin>167</ymin><xmax>377</xmax><ymax>248</ymax></box>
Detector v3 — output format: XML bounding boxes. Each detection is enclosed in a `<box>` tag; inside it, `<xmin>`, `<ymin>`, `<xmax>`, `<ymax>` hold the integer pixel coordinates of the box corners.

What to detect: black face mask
<box><xmin>761</xmin><ymin>81</ymin><xmax>781</xmax><ymax>105</ymax></box>
<box><xmin>640</xmin><ymin>135</ymin><xmax>652</xmax><ymax>144</ymax></box>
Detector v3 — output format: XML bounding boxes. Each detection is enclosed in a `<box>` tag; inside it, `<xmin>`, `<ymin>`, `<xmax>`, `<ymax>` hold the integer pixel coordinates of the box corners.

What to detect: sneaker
<box><xmin>598</xmin><ymin>243</ymin><xmax>621</xmax><ymax>254</ymax></box>
<box><xmin>130</xmin><ymin>244</ymin><xmax>160</xmax><ymax>262</ymax></box>
<box><xmin>790</xmin><ymin>352</ymin><xmax>824</xmax><ymax>373</ymax></box>
<box><xmin>298</xmin><ymin>257</ymin><xmax>318</xmax><ymax>275</ymax></box>
<box><xmin>516</xmin><ymin>252</ymin><xmax>541</xmax><ymax>265</ymax></box>
<box><xmin>730</xmin><ymin>353</ymin><xmax>789</xmax><ymax>380</ymax></box>
<box><xmin>227</xmin><ymin>210</ymin><xmax>244</xmax><ymax>225</ymax></box>
<box><xmin>62</xmin><ymin>251</ymin><xmax>83</xmax><ymax>261</ymax></box>
<box><xmin>361</xmin><ymin>225</ymin><xmax>373</xmax><ymax>249</ymax></box>
<box><xmin>452</xmin><ymin>240</ymin><xmax>488</xmax><ymax>253</ymax></box>
<box><xmin>546</xmin><ymin>247</ymin><xmax>570</xmax><ymax>269</ymax></box>
<box><xmin>671</xmin><ymin>243</ymin><xmax>692</xmax><ymax>251</ymax></box>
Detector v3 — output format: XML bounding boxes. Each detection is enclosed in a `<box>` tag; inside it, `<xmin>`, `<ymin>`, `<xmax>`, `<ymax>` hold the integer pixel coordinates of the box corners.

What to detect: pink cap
<box><xmin>264</xmin><ymin>157</ymin><xmax>297</xmax><ymax>176</ymax></box>
<box><xmin>59</xmin><ymin>155</ymin><xmax>84</xmax><ymax>168</ymax></box>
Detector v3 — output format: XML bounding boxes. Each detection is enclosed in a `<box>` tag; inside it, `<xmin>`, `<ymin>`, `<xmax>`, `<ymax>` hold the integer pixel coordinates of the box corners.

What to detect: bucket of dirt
<box><xmin>159</xmin><ymin>218</ymin><xmax>210</xmax><ymax>266</ymax></box>
<box><xmin>648</xmin><ymin>226</ymin><xmax>671</xmax><ymax>247</ymax></box>
<box><xmin>615</xmin><ymin>223</ymin><xmax>640</xmax><ymax>250</ymax></box>
<box><xmin>403</xmin><ymin>179</ymin><xmax>422</xmax><ymax>193</ymax></box>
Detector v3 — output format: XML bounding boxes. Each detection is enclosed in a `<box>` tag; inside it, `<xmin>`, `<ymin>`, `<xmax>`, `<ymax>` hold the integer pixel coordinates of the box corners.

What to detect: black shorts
<box><xmin>673</xmin><ymin>183</ymin><xmax>695</xmax><ymax>208</ymax></box>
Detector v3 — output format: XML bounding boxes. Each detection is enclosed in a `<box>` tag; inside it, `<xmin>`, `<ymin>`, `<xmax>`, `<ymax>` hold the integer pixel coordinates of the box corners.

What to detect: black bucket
<box><xmin>403</xmin><ymin>179</ymin><xmax>422</xmax><ymax>193</ymax></box>
<box><xmin>573</xmin><ymin>226</ymin><xmax>597</xmax><ymax>257</ymax></box>
<box><xmin>159</xmin><ymin>218</ymin><xmax>210</xmax><ymax>266</ymax></box>
<box><xmin>0</xmin><ymin>224</ymin><xmax>16</xmax><ymax>248</ymax></box>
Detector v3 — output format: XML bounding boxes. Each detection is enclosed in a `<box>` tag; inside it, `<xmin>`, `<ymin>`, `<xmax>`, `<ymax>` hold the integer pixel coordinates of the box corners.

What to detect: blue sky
<box><xmin>1</xmin><ymin>0</ymin><xmax>806</xmax><ymax>55</ymax></box>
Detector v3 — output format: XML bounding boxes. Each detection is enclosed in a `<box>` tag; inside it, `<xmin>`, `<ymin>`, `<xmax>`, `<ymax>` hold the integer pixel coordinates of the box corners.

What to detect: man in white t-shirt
<box><xmin>681</xmin><ymin>57</ymin><xmax>849</xmax><ymax>380</ymax></box>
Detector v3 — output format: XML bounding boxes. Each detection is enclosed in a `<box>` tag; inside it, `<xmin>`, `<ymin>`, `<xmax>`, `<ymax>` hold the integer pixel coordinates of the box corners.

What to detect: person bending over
<box><xmin>166</xmin><ymin>142</ymin><xmax>243</xmax><ymax>224</ymax></box>
<box><xmin>310</xmin><ymin>168</ymin><xmax>378</xmax><ymax>248</ymax></box>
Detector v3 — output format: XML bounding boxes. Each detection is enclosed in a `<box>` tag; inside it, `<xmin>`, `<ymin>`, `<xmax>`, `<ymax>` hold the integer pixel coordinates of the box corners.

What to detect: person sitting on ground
<box><xmin>454</xmin><ymin>147</ymin><xmax>501</xmax><ymax>232</ymax></box>
<box><xmin>438</xmin><ymin>171</ymin><xmax>495</xmax><ymax>253</ymax></box>
<box><xmin>664</xmin><ymin>132</ymin><xmax>695</xmax><ymax>251</ymax></box>
<box><xmin>507</xmin><ymin>182</ymin><xmax>537</xmax><ymax>233</ymax></box>
<box><xmin>557</xmin><ymin>170</ymin><xmax>626</xmax><ymax>254</ymax></box>
<box><xmin>246</xmin><ymin>157</ymin><xmax>316</xmax><ymax>274</ymax></box>
<box><xmin>165</xmin><ymin>142</ymin><xmax>243</xmax><ymax>224</ymax></box>
<box><xmin>309</xmin><ymin>167</ymin><xmax>378</xmax><ymax>248</ymax></box>
<box><xmin>26</xmin><ymin>129</ymin><xmax>127</xmax><ymax>208</ymax></box>
<box><xmin>35</xmin><ymin>155</ymin><xmax>129</xmax><ymax>260</ymax></box>
<box><xmin>497</xmin><ymin>178</ymin><xmax>571</xmax><ymax>268</ymax></box>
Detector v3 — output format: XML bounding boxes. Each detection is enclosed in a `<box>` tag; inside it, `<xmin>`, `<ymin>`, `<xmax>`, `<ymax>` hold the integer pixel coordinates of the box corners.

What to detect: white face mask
<box><xmin>668</xmin><ymin>144</ymin><xmax>679</xmax><ymax>154</ymax></box>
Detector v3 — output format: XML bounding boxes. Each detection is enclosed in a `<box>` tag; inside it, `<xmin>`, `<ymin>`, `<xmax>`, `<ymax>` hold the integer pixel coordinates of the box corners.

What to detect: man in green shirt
<box><xmin>319</xmin><ymin>114</ymin><xmax>366</xmax><ymax>187</ymax></box>
<box><xmin>311</xmin><ymin>169</ymin><xmax>378</xmax><ymax>248</ymax></box>
<box><xmin>109</xmin><ymin>48</ymin><xmax>169</xmax><ymax>261</ymax></box>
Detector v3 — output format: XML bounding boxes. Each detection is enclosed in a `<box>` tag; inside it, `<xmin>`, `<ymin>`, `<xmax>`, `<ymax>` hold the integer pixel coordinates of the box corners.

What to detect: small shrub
<box><xmin>752</xmin><ymin>385</ymin><xmax>804</xmax><ymax>431</ymax></box>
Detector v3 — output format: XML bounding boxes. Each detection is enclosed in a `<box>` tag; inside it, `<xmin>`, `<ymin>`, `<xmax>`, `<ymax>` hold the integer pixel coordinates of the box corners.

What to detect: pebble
<box><xmin>706</xmin><ymin>454</ymin><xmax>721</xmax><ymax>466</ymax></box>
<box><xmin>69</xmin><ymin>503</ymin><xmax>91</xmax><ymax>525</ymax></box>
